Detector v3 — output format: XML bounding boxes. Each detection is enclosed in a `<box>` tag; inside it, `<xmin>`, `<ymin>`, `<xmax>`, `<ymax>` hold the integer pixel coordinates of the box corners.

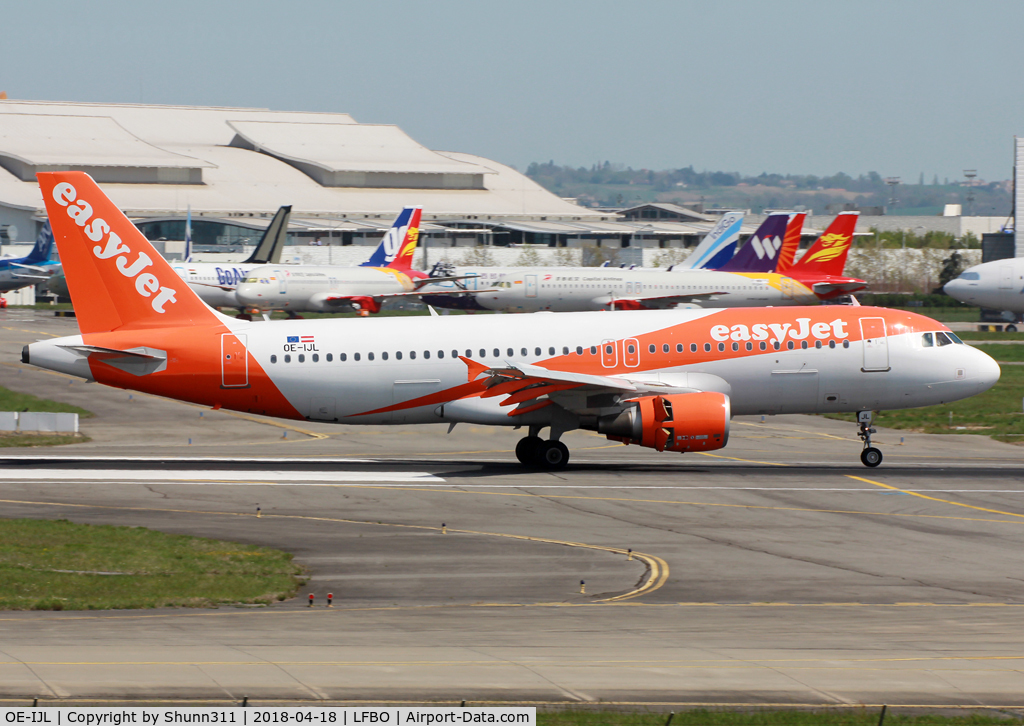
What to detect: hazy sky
<box><xmin>6</xmin><ymin>0</ymin><xmax>1022</xmax><ymax>182</ymax></box>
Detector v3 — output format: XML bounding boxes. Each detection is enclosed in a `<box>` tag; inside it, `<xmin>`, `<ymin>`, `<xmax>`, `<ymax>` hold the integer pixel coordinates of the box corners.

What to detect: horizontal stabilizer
<box><xmin>59</xmin><ymin>344</ymin><xmax>167</xmax><ymax>376</ymax></box>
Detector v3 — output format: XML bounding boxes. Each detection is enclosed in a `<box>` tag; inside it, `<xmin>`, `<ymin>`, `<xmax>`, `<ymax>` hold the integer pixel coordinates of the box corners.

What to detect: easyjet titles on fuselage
<box><xmin>711</xmin><ymin>318</ymin><xmax>848</xmax><ymax>346</ymax></box>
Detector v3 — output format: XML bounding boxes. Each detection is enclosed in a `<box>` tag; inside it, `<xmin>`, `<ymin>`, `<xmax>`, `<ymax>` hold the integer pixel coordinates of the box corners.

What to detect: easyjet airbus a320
<box><xmin>26</xmin><ymin>173</ymin><xmax>999</xmax><ymax>469</ymax></box>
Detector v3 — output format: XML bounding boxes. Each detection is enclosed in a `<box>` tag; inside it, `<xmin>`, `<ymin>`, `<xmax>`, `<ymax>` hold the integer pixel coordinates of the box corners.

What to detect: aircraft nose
<box><xmin>943</xmin><ymin>278</ymin><xmax>971</xmax><ymax>302</ymax></box>
<box><xmin>969</xmin><ymin>345</ymin><xmax>1001</xmax><ymax>393</ymax></box>
<box><xmin>235</xmin><ymin>283</ymin><xmax>261</xmax><ymax>303</ymax></box>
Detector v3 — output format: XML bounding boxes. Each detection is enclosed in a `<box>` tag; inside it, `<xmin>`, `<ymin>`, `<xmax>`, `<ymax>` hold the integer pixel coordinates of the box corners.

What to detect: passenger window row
<box><xmin>267</xmin><ymin>336</ymin><xmax>859</xmax><ymax>364</ymax></box>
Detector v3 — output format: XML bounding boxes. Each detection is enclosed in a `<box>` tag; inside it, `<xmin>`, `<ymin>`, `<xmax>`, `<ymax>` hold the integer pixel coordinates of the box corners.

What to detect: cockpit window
<box><xmin>958</xmin><ymin>272</ymin><xmax>980</xmax><ymax>280</ymax></box>
<box><xmin>921</xmin><ymin>333</ymin><xmax>934</xmax><ymax>347</ymax></box>
<box><xmin>947</xmin><ymin>332</ymin><xmax>964</xmax><ymax>344</ymax></box>
<box><xmin>245</xmin><ymin>276</ymin><xmax>260</xmax><ymax>283</ymax></box>
<box><xmin>936</xmin><ymin>332</ymin><xmax>954</xmax><ymax>347</ymax></box>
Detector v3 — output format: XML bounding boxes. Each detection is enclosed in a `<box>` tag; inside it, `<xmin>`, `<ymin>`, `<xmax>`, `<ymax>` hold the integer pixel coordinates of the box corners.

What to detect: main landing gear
<box><xmin>515</xmin><ymin>427</ymin><xmax>570</xmax><ymax>470</ymax></box>
<box><xmin>857</xmin><ymin>410</ymin><xmax>882</xmax><ymax>467</ymax></box>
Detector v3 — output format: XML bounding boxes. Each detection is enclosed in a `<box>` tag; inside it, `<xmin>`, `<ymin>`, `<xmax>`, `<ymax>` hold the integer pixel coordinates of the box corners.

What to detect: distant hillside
<box><xmin>526</xmin><ymin>162</ymin><xmax>1012</xmax><ymax>216</ymax></box>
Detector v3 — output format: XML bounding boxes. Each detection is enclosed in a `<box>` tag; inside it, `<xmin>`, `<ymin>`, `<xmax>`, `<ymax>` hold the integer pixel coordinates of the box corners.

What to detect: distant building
<box><xmin>0</xmin><ymin>100</ymin><xmax>614</xmax><ymax>250</ymax></box>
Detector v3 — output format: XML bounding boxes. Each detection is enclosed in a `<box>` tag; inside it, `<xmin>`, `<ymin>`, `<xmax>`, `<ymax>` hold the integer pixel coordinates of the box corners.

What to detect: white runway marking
<box><xmin>0</xmin><ymin>469</ymin><xmax>444</xmax><ymax>484</ymax></box>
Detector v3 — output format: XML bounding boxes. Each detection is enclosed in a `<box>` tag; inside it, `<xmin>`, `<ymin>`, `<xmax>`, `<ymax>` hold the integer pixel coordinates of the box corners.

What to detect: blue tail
<box><xmin>675</xmin><ymin>212</ymin><xmax>744</xmax><ymax>270</ymax></box>
<box><xmin>24</xmin><ymin>221</ymin><xmax>55</xmax><ymax>263</ymax></box>
<box><xmin>359</xmin><ymin>207</ymin><xmax>421</xmax><ymax>269</ymax></box>
<box><xmin>718</xmin><ymin>213</ymin><xmax>790</xmax><ymax>272</ymax></box>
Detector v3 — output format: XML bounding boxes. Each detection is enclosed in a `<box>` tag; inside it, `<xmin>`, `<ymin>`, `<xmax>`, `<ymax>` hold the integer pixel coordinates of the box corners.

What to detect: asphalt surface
<box><xmin>1</xmin><ymin>309</ymin><xmax>1024</xmax><ymax>706</ymax></box>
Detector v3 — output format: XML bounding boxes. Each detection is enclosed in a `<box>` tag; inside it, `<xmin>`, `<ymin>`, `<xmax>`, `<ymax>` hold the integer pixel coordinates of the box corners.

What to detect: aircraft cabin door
<box><xmin>622</xmin><ymin>338</ymin><xmax>641</xmax><ymax>367</ymax></box>
<box><xmin>221</xmin><ymin>333</ymin><xmax>249</xmax><ymax>388</ymax></box>
<box><xmin>1000</xmin><ymin>265</ymin><xmax>1013</xmax><ymax>289</ymax></box>
<box><xmin>859</xmin><ymin>317</ymin><xmax>890</xmax><ymax>372</ymax></box>
<box><xmin>600</xmin><ymin>339</ymin><xmax>618</xmax><ymax>368</ymax></box>
<box><xmin>525</xmin><ymin>275</ymin><xmax>538</xmax><ymax>298</ymax></box>
<box><xmin>276</xmin><ymin>269</ymin><xmax>287</xmax><ymax>295</ymax></box>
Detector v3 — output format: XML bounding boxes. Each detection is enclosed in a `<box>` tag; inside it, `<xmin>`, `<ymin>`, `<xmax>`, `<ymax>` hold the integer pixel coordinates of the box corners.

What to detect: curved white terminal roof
<box><xmin>228</xmin><ymin>121</ymin><xmax>489</xmax><ymax>177</ymax></box>
<box><xmin>0</xmin><ymin>100</ymin><xmax>606</xmax><ymax>222</ymax></box>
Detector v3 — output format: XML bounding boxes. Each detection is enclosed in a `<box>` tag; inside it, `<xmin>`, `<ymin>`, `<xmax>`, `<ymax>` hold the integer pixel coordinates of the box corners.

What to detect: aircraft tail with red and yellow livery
<box><xmin>787</xmin><ymin>212</ymin><xmax>865</xmax><ymax>300</ymax></box>
<box><xmin>359</xmin><ymin>206</ymin><xmax>422</xmax><ymax>273</ymax></box>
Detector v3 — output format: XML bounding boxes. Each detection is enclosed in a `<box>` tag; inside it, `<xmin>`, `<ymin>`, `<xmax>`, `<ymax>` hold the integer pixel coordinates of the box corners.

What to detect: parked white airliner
<box><xmin>27</xmin><ymin>173</ymin><xmax>1000</xmax><ymax>470</ymax></box>
<box><xmin>944</xmin><ymin>258</ymin><xmax>1024</xmax><ymax>329</ymax></box>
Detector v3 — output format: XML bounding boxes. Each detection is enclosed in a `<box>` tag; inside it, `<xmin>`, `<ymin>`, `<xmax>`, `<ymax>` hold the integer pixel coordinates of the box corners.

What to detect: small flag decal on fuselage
<box><xmin>284</xmin><ymin>335</ymin><xmax>318</xmax><ymax>353</ymax></box>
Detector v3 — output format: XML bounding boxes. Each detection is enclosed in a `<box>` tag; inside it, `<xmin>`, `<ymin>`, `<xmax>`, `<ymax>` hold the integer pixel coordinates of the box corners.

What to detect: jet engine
<box><xmin>597</xmin><ymin>391</ymin><xmax>730</xmax><ymax>453</ymax></box>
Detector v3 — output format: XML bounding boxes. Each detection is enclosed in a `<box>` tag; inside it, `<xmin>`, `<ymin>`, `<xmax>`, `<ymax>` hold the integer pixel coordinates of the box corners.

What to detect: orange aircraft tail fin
<box><xmin>788</xmin><ymin>212</ymin><xmax>858</xmax><ymax>278</ymax></box>
<box><xmin>775</xmin><ymin>212</ymin><xmax>805</xmax><ymax>274</ymax></box>
<box><xmin>37</xmin><ymin>172</ymin><xmax>223</xmax><ymax>335</ymax></box>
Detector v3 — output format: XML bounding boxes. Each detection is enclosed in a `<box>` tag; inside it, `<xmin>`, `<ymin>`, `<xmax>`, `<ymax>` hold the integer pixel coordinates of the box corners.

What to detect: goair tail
<box><xmin>717</xmin><ymin>213</ymin><xmax>789</xmax><ymax>273</ymax></box>
<box><xmin>787</xmin><ymin>212</ymin><xmax>858</xmax><ymax>279</ymax></box>
<box><xmin>674</xmin><ymin>211</ymin><xmax>743</xmax><ymax>270</ymax></box>
<box><xmin>359</xmin><ymin>206</ymin><xmax>422</xmax><ymax>272</ymax></box>
<box><xmin>775</xmin><ymin>212</ymin><xmax>805</xmax><ymax>274</ymax></box>
<box><xmin>23</xmin><ymin>220</ymin><xmax>55</xmax><ymax>264</ymax></box>
<box><xmin>244</xmin><ymin>205</ymin><xmax>292</xmax><ymax>265</ymax></box>
<box><xmin>38</xmin><ymin>172</ymin><xmax>224</xmax><ymax>335</ymax></box>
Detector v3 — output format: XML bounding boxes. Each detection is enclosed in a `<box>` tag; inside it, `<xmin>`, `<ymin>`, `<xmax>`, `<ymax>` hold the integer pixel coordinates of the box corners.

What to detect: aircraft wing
<box><xmin>412</xmin><ymin>274</ymin><xmax>479</xmax><ymax>290</ymax></box>
<box><xmin>460</xmin><ymin>357</ymin><xmax>727</xmax><ymax>417</ymax></box>
<box><xmin>607</xmin><ymin>291</ymin><xmax>728</xmax><ymax>310</ymax></box>
<box><xmin>190</xmin><ymin>281</ymin><xmax>238</xmax><ymax>291</ymax></box>
<box><xmin>9</xmin><ymin>262</ymin><xmax>55</xmax><ymax>273</ymax></box>
<box><xmin>811</xmin><ymin>279</ymin><xmax>868</xmax><ymax>299</ymax></box>
<box><xmin>318</xmin><ymin>288</ymin><xmax>496</xmax><ymax>307</ymax></box>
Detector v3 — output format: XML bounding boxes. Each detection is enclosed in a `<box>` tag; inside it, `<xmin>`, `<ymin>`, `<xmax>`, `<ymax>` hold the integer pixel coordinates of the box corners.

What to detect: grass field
<box><xmin>0</xmin><ymin>384</ymin><xmax>92</xmax><ymax>417</ymax></box>
<box><xmin>539</xmin><ymin>709</ymin><xmax>1023</xmax><ymax>726</ymax></box>
<box><xmin>0</xmin><ymin>384</ymin><xmax>93</xmax><ymax>447</ymax></box>
<box><xmin>0</xmin><ymin>518</ymin><xmax>305</xmax><ymax>610</ymax></box>
<box><xmin>0</xmin><ymin>432</ymin><xmax>89</xmax><ymax>447</ymax></box>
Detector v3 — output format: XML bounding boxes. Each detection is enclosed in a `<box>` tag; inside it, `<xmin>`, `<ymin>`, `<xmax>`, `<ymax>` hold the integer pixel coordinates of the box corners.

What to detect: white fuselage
<box><xmin>944</xmin><ymin>258</ymin><xmax>1024</xmax><ymax>316</ymax></box>
<box><xmin>30</xmin><ymin>308</ymin><xmax>999</xmax><ymax>427</ymax></box>
<box><xmin>475</xmin><ymin>267</ymin><xmax>817</xmax><ymax>312</ymax></box>
<box><xmin>171</xmin><ymin>262</ymin><xmax>264</xmax><ymax>310</ymax></box>
<box><xmin>235</xmin><ymin>264</ymin><xmax>414</xmax><ymax>312</ymax></box>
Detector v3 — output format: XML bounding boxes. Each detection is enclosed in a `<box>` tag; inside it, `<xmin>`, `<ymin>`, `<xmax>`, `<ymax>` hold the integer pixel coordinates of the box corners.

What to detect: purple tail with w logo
<box><xmin>718</xmin><ymin>213</ymin><xmax>790</xmax><ymax>273</ymax></box>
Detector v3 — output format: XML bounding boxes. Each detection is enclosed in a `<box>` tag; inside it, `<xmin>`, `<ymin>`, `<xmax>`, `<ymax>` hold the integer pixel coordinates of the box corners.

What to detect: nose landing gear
<box><xmin>857</xmin><ymin>410</ymin><xmax>883</xmax><ymax>467</ymax></box>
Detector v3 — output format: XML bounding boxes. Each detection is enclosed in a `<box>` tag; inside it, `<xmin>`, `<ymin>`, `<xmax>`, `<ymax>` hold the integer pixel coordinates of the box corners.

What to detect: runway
<box><xmin>2</xmin><ymin>311</ymin><xmax>1024</xmax><ymax>705</ymax></box>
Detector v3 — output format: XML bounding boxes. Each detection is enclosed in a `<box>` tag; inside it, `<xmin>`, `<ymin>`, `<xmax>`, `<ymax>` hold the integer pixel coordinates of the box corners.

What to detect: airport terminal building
<box><xmin>0</xmin><ymin>100</ymin><xmax>724</xmax><ymax>254</ymax></box>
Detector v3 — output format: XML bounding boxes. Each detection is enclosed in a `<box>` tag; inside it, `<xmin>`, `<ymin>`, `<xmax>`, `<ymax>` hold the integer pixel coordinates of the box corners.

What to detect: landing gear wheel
<box><xmin>860</xmin><ymin>447</ymin><xmax>883</xmax><ymax>468</ymax></box>
<box><xmin>515</xmin><ymin>436</ymin><xmax>543</xmax><ymax>466</ymax></box>
<box><xmin>235</xmin><ymin>313</ymin><xmax>253</xmax><ymax>321</ymax></box>
<box><xmin>1007</xmin><ymin>324</ymin><xmax>1018</xmax><ymax>333</ymax></box>
<box><xmin>537</xmin><ymin>440</ymin><xmax>569</xmax><ymax>471</ymax></box>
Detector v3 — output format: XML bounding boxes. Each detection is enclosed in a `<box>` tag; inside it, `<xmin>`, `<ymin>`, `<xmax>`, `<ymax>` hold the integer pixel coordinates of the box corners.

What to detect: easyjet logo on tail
<box><xmin>802</xmin><ymin>233</ymin><xmax>851</xmax><ymax>264</ymax></box>
<box><xmin>51</xmin><ymin>182</ymin><xmax>177</xmax><ymax>313</ymax></box>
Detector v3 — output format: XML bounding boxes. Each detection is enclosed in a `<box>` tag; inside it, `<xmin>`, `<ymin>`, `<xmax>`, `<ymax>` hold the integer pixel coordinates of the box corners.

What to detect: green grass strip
<box><xmin>0</xmin><ymin>385</ymin><xmax>92</xmax><ymax>417</ymax></box>
<box><xmin>0</xmin><ymin>518</ymin><xmax>304</xmax><ymax>610</ymax></box>
<box><xmin>825</xmin><ymin>366</ymin><xmax>1024</xmax><ymax>442</ymax></box>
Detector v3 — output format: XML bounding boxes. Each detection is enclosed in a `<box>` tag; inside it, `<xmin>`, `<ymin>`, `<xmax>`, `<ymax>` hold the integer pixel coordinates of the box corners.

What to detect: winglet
<box><xmin>245</xmin><ymin>205</ymin><xmax>292</xmax><ymax>264</ymax></box>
